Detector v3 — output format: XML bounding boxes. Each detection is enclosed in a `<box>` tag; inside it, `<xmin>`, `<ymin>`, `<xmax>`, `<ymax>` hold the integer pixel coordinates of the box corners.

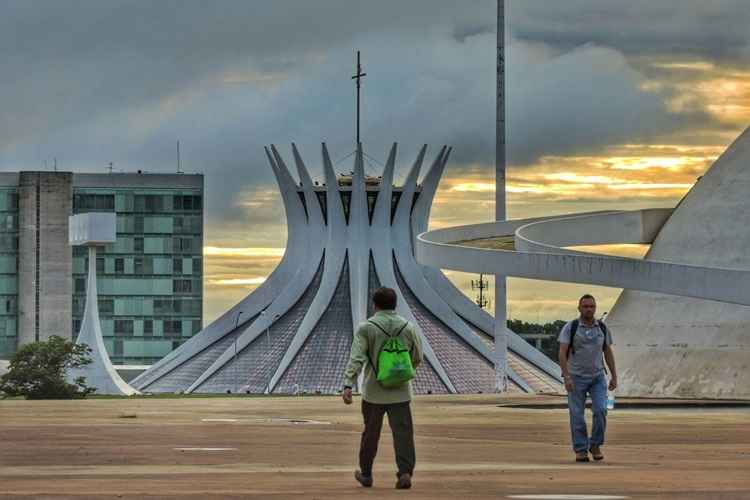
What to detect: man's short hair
<box><xmin>579</xmin><ymin>294</ymin><xmax>596</xmax><ymax>305</ymax></box>
<box><xmin>373</xmin><ymin>287</ymin><xmax>397</xmax><ymax>310</ymax></box>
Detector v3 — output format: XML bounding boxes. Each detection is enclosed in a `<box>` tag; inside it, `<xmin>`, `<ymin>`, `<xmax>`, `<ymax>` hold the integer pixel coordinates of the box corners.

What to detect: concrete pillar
<box><xmin>17</xmin><ymin>172</ymin><xmax>73</xmax><ymax>345</ymax></box>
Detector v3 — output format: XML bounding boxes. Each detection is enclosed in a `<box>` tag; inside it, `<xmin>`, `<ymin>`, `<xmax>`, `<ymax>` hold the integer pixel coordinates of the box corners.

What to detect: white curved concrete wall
<box><xmin>608</xmin><ymin>126</ymin><xmax>750</xmax><ymax>399</ymax></box>
<box><xmin>416</xmin><ymin>126</ymin><xmax>750</xmax><ymax>400</ymax></box>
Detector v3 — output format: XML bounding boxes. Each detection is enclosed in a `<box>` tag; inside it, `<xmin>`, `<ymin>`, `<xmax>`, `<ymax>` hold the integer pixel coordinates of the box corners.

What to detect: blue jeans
<box><xmin>567</xmin><ymin>373</ymin><xmax>608</xmax><ymax>453</ymax></box>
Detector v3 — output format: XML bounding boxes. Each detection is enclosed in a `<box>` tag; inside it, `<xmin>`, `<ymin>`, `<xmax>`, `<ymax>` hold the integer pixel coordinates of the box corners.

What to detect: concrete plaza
<box><xmin>0</xmin><ymin>395</ymin><xmax>748</xmax><ymax>499</ymax></box>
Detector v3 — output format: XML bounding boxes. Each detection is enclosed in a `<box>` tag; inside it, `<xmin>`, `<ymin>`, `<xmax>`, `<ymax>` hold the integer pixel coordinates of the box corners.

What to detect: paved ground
<box><xmin>0</xmin><ymin>394</ymin><xmax>748</xmax><ymax>499</ymax></box>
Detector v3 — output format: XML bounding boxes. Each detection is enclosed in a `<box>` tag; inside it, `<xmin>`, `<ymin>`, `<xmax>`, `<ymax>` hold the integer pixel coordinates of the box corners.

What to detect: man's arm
<box><xmin>557</xmin><ymin>322</ymin><xmax>574</xmax><ymax>392</ymax></box>
<box><xmin>410</xmin><ymin>325</ymin><xmax>423</xmax><ymax>369</ymax></box>
<box><xmin>604</xmin><ymin>343</ymin><xmax>617</xmax><ymax>391</ymax></box>
<box><xmin>558</xmin><ymin>344</ymin><xmax>574</xmax><ymax>392</ymax></box>
<box><xmin>342</xmin><ymin>325</ymin><xmax>369</xmax><ymax>404</ymax></box>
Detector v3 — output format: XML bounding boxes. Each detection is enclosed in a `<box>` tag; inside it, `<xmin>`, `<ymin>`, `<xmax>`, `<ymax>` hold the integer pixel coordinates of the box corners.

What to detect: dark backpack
<box><xmin>564</xmin><ymin>319</ymin><xmax>609</xmax><ymax>358</ymax></box>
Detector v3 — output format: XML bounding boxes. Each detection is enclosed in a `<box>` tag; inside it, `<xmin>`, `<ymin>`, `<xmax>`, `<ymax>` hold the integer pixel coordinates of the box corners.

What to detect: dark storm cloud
<box><xmin>0</xmin><ymin>0</ymin><xmax>746</xmax><ymax>230</ymax></box>
<box><xmin>511</xmin><ymin>0</ymin><xmax>750</xmax><ymax>62</ymax></box>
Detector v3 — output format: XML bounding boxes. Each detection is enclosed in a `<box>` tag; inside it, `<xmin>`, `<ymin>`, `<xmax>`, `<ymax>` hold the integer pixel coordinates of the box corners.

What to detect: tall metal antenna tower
<box><xmin>471</xmin><ymin>274</ymin><xmax>490</xmax><ymax>309</ymax></box>
<box><xmin>494</xmin><ymin>0</ymin><xmax>508</xmax><ymax>393</ymax></box>
<box><xmin>108</xmin><ymin>162</ymin><xmax>114</xmax><ymax>174</ymax></box>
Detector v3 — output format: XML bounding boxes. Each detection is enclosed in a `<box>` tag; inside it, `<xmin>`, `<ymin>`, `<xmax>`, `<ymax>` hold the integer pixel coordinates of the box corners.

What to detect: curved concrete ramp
<box><xmin>608</xmin><ymin>126</ymin><xmax>750</xmax><ymax>399</ymax></box>
<box><xmin>416</xmin><ymin>126</ymin><xmax>750</xmax><ymax>400</ymax></box>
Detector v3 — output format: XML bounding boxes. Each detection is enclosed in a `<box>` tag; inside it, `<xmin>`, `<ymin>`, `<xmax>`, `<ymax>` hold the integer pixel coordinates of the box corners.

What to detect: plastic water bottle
<box><xmin>606</xmin><ymin>392</ymin><xmax>615</xmax><ymax>410</ymax></box>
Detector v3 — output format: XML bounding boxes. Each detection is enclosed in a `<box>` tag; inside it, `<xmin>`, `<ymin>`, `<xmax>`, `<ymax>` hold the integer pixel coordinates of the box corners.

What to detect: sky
<box><xmin>1</xmin><ymin>0</ymin><xmax>749</xmax><ymax>323</ymax></box>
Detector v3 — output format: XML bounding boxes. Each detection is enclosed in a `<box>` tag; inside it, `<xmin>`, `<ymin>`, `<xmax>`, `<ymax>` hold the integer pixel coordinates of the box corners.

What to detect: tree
<box><xmin>507</xmin><ymin>318</ymin><xmax>567</xmax><ymax>362</ymax></box>
<box><xmin>0</xmin><ymin>336</ymin><xmax>96</xmax><ymax>399</ymax></box>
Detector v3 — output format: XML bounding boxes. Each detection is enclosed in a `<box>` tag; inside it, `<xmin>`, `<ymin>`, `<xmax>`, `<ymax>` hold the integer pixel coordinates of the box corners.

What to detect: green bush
<box><xmin>0</xmin><ymin>336</ymin><xmax>96</xmax><ymax>399</ymax></box>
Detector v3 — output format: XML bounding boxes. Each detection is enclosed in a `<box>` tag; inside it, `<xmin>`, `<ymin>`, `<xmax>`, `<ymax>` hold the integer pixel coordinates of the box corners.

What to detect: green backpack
<box><xmin>368</xmin><ymin>320</ymin><xmax>416</xmax><ymax>388</ymax></box>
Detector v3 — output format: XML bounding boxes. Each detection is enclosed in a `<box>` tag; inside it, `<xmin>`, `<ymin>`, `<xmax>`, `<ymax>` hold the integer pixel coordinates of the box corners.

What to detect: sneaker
<box><xmin>590</xmin><ymin>446</ymin><xmax>604</xmax><ymax>461</ymax></box>
<box><xmin>354</xmin><ymin>470</ymin><xmax>373</xmax><ymax>488</ymax></box>
<box><xmin>575</xmin><ymin>451</ymin><xmax>590</xmax><ymax>462</ymax></box>
<box><xmin>395</xmin><ymin>473</ymin><xmax>412</xmax><ymax>489</ymax></box>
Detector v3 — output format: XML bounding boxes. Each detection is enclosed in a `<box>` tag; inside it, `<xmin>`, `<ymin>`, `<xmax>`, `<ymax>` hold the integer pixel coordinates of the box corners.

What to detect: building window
<box><xmin>173</xmin><ymin>258</ymin><xmax>183</xmax><ymax>274</ymax></box>
<box><xmin>99</xmin><ymin>298</ymin><xmax>115</xmax><ymax>314</ymax></box>
<box><xmin>115</xmin><ymin>258</ymin><xmax>124</xmax><ymax>274</ymax></box>
<box><xmin>134</xmin><ymin>195</ymin><xmax>145</xmax><ymax>212</ymax></box>
<box><xmin>173</xmin><ymin>237</ymin><xmax>193</xmax><ymax>253</ymax></box>
<box><xmin>173</xmin><ymin>279</ymin><xmax>192</xmax><ymax>294</ymax></box>
<box><xmin>134</xmin><ymin>195</ymin><xmax>164</xmax><ymax>212</ymax></box>
<box><xmin>142</xmin><ymin>256</ymin><xmax>153</xmax><ymax>274</ymax></box>
<box><xmin>73</xmin><ymin>194</ymin><xmax>114</xmax><ymax>211</ymax></box>
<box><xmin>98</xmin><ymin>298</ymin><xmax>114</xmax><ymax>314</ymax></box>
<box><xmin>0</xmin><ymin>235</ymin><xmax>18</xmax><ymax>252</ymax></box>
<box><xmin>6</xmin><ymin>193</ymin><xmax>18</xmax><ymax>211</ymax></box>
<box><xmin>143</xmin><ymin>320</ymin><xmax>153</xmax><ymax>336</ymax></box>
<box><xmin>191</xmin><ymin>298</ymin><xmax>201</xmax><ymax>315</ymax></box>
<box><xmin>114</xmin><ymin>319</ymin><xmax>133</xmax><ymax>336</ymax></box>
<box><xmin>96</xmin><ymin>258</ymin><xmax>105</xmax><ymax>273</ymax></box>
<box><xmin>114</xmin><ymin>340</ymin><xmax>123</xmax><ymax>356</ymax></box>
<box><xmin>146</xmin><ymin>195</ymin><xmax>163</xmax><ymax>212</ymax></box>
<box><xmin>163</xmin><ymin>320</ymin><xmax>182</xmax><ymax>337</ymax></box>
<box><xmin>72</xmin><ymin>297</ymin><xmax>85</xmax><ymax>315</ymax></box>
<box><xmin>0</xmin><ymin>215</ymin><xmax>17</xmax><ymax>231</ymax></box>
<box><xmin>134</xmin><ymin>237</ymin><xmax>144</xmax><ymax>253</ymax></box>
<box><xmin>75</xmin><ymin>278</ymin><xmax>86</xmax><ymax>294</ymax></box>
<box><xmin>174</xmin><ymin>195</ymin><xmax>201</xmax><ymax>211</ymax></box>
<box><xmin>134</xmin><ymin>257</ymin><xmax>143</xmax><ymax>275</ymax></box>
<box><xmin>154</xmin><ymin>298</ymin><xmax>174</xmax><ymax>315</ymax></box>
<box><xmin>134</xmin><ymin>216</ymin><xmax>144</xmax><ymax>233</ymax></box>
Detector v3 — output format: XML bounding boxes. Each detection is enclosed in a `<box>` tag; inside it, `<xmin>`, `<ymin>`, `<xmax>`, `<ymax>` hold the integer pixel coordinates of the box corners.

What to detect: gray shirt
<box><xmin>558</xmin><ymin>319</ymin><xmax>613</xmax><ymax>377</ymax></box>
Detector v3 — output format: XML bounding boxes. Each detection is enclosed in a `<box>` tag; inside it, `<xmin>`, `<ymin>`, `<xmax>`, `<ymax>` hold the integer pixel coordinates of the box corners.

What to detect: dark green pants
<box><xmin>359</xmin><ymin>400</ymin><xmax>415</xmax><ymax>477</ymax></box>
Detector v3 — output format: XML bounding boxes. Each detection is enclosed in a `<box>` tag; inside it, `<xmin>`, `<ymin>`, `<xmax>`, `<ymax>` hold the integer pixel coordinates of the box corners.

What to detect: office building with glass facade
<box><xmin>0</xmin><ymin>172</ymin><xmax>203</xmax><ymax>366</ymax></box>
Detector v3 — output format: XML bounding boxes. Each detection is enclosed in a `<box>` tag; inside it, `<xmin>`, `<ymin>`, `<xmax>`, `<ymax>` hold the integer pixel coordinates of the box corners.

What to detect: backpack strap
<box><xmin>393</xmin><ymin>322</ymin><xmax>408</xmax><ymax>338</ymax></box>
<box><xmin>566</xmin><ymin>319</ymin><xmax>579</xmax><ymax>358</ymax></box>
<box><xmin>368</xmin><ymin>320</ymin><xmax>408</xmax><ymax>338</ymax></box>
<box><xmin>366</xmin><ymin>320</ymin><xmax>410</xmax><ymax>371</ymax></box>
<box><xmin>365</xmin><ymin>321</ymin><xmax>385</xmax><ymax>371</ymax></box>
<box><xmin>598</xmin><ymin>320</ymin><xmax>609</xmax><ymax>351</ymax></box>
<box><xmin>598</xmin><ymin>320</ymin><xmax>610</xmax><ymax>375</ymax></box>
<box><xmin>567</xmin><ymin>319</ymin><xmax>609</xmax><ymax>358</ymax></box>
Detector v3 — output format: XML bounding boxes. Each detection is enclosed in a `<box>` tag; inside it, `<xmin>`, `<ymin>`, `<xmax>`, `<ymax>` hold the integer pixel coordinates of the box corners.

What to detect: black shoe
<box><xmin>355</xmin><ymin>470</ymin><xmax>373</xmax><ymax>488</ymax></box>
<box><xmin>396</xmin><ymin>473</ymin><xmax>412</xmax><ymax>489</ymax></box>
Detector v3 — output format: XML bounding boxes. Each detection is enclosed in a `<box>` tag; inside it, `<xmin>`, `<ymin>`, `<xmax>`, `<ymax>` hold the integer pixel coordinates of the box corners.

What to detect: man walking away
<box><xmin>558</xmin><ymin>294</ymin><xmax>618</xmax><ymax>462</ymax></box>
<box><xmin>342</xmin><ymin>287</ymin><xmax>423</xmax><ymax>489</ymax></box>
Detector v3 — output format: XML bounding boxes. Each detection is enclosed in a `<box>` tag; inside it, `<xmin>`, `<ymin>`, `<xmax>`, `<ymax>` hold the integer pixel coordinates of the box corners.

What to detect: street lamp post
<box><xmin>233</xmin><ymin>310</ymin><xmax>243</xmax><ymax>394</ymax></box>
<box><xmin>261</xmin><ymin>310</ymin><xmax>280</xmax><ymax>394</ymax></box>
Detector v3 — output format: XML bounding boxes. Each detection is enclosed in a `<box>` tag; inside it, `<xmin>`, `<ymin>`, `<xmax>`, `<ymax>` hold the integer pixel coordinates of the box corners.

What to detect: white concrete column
<box><xmin>494</xmin><ymin>277</ymin><xmax>508</xmax><ymax>392</ymax></box>
<box><xmin>68</xmin><ymin>213</ymin><xmax>138</xmax><ymax>396</ymax></box>
<box><xmin>67</xmin><ymin>245</ymin><xmax>138</xmax><ymax>395</ymax></box>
